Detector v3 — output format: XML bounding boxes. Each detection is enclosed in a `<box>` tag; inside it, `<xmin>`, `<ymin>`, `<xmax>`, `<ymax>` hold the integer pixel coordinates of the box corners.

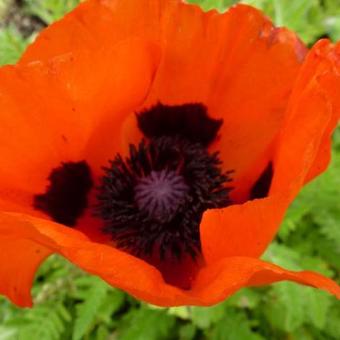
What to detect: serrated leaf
<box><xmin>226</xmin><ymin>288</ymin><xmax>261</xmax><ymax>309</ymax></box>
<box><xmin>290</xmin><ymin>327</ymin><xmax>316</xmax><ymax>340</ymax></box>
<box><xmin>179</xmin><ymin>323</ymin><xmax>197</xmax><ymax>340</ymax></box>
<box><xmin>278</xmin><ymin>201</ymin><xmax>309</xmax><ymax>241</ymax></box>
<box><xmin>24</xmin><ymin>0</ymin><xmax>80</xmax><ymax>24</ymax></box>
<box><xmin>95</xmin><ymin>324</ymin><xmax>110</xmax><ymax>340</ymax></box>
<box><xmin>318</xmin><ymin>209</ymin><xmax>340</xmax><ymax>247</ymax></box>
<box><xmin>118</xmin><ymin>307</ymin><xmax>176</xmax><ymax>340</ymax></box>
<box><xmin>304</xmin><ymin>289</ymin><xmax>332</xmax><ymax>329</ymax></box>
<box><xmin>264</xmin><ymin>283</ymin><xmax>332</xmax><ymax>333</ymax></box>
<box><xmin>313</xmin><ymin>233</ymin><xmax>340</xmax><ymax>272</ymax></box>
<box><xmin>325</xmin><ymin>300</ymin><xmax>340</xmax><ymax>339</ymax></box>
<box><xmin>262</xmin><ymin>242</ymin><xmax>302</xmax><ymax>270</ymax></box>
<box><xmin>72</xmin><ymin>277</ymin><xmax>109</xmax><ymax>340</ymax></box>
<box><xmin>300</xmin><ymin>255</ymin><xmax>333</xmax><ymax>277</ymax></box>
<box><xmin>4</xmin><ymin>302</ymin><xmax>71</xmax><ymax>340</ymax></box>
<box><xmin>95</xmin><ymin>289</ymin><xmax>125</xmax><ymax>324</ymax></box>
<box><xmin>299</xmin><ymin>151</ymin><xmax>340</xmax><ymax>251</ymax></box>
<box><xmin>210</xmin><ymin>309</ymin><xmax>264</xmax><ymax>340</ymax></box>
<box><xmin>264</xmin><ymin>283</ymin><xmax>306</xmax><ymax>332</ymax></box>
<box><xmin>190</xmin><ymin>302</ymin><xmax>227</xmax><ymax>329</ymax></box>
<box><xmin>0</xmin><ymin>27</ymin><xmax>29</xmax><ymax>65</ymax></box>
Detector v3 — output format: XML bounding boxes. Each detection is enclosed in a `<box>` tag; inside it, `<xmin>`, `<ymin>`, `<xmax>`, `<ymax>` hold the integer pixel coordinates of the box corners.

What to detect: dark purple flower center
<box><xmin>134</xmin><ymin>170</ymin><xmax>189</xmax><ymax>222</ymax></box>
<box><xmin>97</xmin><ymin>135</ymin><xmax>233</xmax><ymax>261</ymax></box>
<box><xmin>33</xmin><ymin>103</ymin><xmax>274</xmax><ymax>268</ymax></box>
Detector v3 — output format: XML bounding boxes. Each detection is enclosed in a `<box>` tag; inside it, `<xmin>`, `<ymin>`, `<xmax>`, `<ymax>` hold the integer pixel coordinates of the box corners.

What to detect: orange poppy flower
<box><xmin>0</xmin><ymin>0</ymin><xmax>340</xmax><ymax>307</ymax></box>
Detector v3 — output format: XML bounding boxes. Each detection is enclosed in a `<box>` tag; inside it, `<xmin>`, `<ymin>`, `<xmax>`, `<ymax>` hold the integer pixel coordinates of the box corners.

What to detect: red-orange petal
<box><xmin>299</xmin><ymin>41</ymin><xmax>340</xmax><ymax>183</ymax></box>
<box><xmin>200</xmin><ymin>39</ymin><xmax>340</xmax><ymax>263</ymax></box>
<box><xmin>143</xmin><ymin>5</ymin><xmax>307</xmax><ymax>202</ymax></box>
<box><xmin>192</xmin><ymin>257</ymin><xmax>340</xmax><ymax>305</ymax></box>
<box><xmin>0</xmin><ymin>0</ymin><xmax>339</xmax><ymax>307</ymax></box>
<box><xmin>20</xmin><ymin>0</ymin><xmax>163</xmax><ymax>64</ymax></box>
<box><xmin>0</xmin><ymin>212</ymin><xmax>339</xmax><ymax>307</ymax></box>
<box><xmin>0</xmin><ymin>38</ymin><xmax>159</xmax><ymax>213</ymax></box>
<box><xmin>271</xmin><ymin>40</ymin><xmax>340</xmax><ymax>195</ymax></box>
<box><xmin>20</xmin><ymin>1</ymin><xmax>307</xmax><ymax>199</ymax></box>
<box><xmin>0</xmin><ymin>238</ymin><xmax>52</xmax><ymax>307</ymax></box>
<box><xmin>122</xmin><ymin>4</ymin><xmax>307</xmax><ymax>201</ymax></box>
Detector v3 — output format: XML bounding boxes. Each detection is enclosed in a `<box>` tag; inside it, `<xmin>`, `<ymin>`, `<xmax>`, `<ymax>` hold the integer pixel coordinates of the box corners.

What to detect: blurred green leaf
<box><xmin>24</xmin><ymin>0</ymin><xmax>80</xmax><ymax>24</ymax></box>
<box><xmin>118</xmin><ymin>307</ymin><xmax>176</xmax><ymax>340</ymax></box>
<box><xmin>179</xmin><ymin>323</ymin><xmax>197</xmax><ymax>340</ymax></box>
<box><xmin>210</xmin><ymin>309</ymin><xmax>265</xmax><ymax>340</ymax></box>
<box><xmin>325</xmin><ymin>301</ymin><xmax>340</xmax><ymax>339</ymax></box>
<box><xmin>168</xmin><ymin>306</ymin><xmax>191</xmax><ymax>320</ymax></box>
<box><xmin>72</xmin><ymin>277</ymin><xmax>109</xmax><ymax>340</ymax></box>
<box><xmin>190</xmin><ymin>302</ymin><xmax>227</xmax><ymax>329</ymax></box>
<box><xmin>304</xmin><ymin>289</ymin><xmax>332</xmax><ymax>330</ymax></box>
<box><xmin>0</xmin><ymin>27</ymin><xmax>29</xmax><ymax>65</ymax></box>
<box><xmin>226</xmin><ymin>288</ymin><xmax>261</xmax><ymax>309</ymax></box>
<box><xmin>2</xmin><ymin>302</ymin><xmax>71</xmax><ymax>340</ymax></box>
<box><xmin>187</xmin><ymin>0</ymin><xmax>238</xmax><ymax>12</ymax></box>
<box><xmin>264</xmin><ymin>283</ymin><xmax>306</xmax><ymax>332</ymax></box>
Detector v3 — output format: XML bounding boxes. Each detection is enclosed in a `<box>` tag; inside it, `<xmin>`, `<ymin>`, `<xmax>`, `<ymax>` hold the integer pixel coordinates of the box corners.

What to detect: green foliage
<box><xmin>187</xmin><ymin>0</ymin><xmax>238</xmax><ymax>11</ymax></box>
<box><xmin>0</xmin><ymin>1</ymin><xmax>340</xmax><ymax>340</ymax></box>
<box><xmin>190</xmin><ymin>0</ymin><xmax>340</xmax><ymax>43</ymax></box>
<box><xmin>24</xmin><ymin>0</ymin><xmax>80</xmax><ymax>25</ymax></box>
<box><xmin>278</xmin><ymin>150</ymin><xmax>340</xmax><ymax>271</ymax></box>
<box><xmin>72</xmin><ymin>277</ymin><xmax>111</xmax><ymax>340</ymax></box>
<box><xmin>3</xmin><ymin>302</ymin><xmax>71</xmax><ymax>340</ymax></box>
<box><xmin>263</xmin><ymin>282</ymin><xmax>332</xmax><ymax>332</ymax></box>
<box><xmin>117</xmin><ymin>306</ymin><xmax>176</xmax><ymax>340</ymax></box>
<box><xmin>0</xmin><ymin>27</ymin><xmax>29</xmax><ymax>65</ymax></box>
<box><xmin>189</xmin><ymin>303</ymin><xmax>227</xmax><ymax>329</ymax></box>
<box><xmin>0</xmin><ymin>0</ymin><xmax>80</xmax><ymax>64</ymax></box>
<box><xmin>210</xmin><ymin>308</ymin><xmax>265</xmax><ymax>340</ymax></box>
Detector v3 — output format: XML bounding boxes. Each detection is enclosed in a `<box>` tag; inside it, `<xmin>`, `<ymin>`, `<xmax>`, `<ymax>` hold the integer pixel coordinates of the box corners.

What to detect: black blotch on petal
<box><xmin>250</xmin><ymin>162</ymin><xmax>274</xmax><ymax>199</ymax></box>
<box><xmin>34</xmin><ymin>161</ymin><xmax>93</xmax><ymax>226</ymax></box>
<box><xmin>136</xmin><ymin>103</ymin><xmax>223</xmax><ymax>147</ymax></box>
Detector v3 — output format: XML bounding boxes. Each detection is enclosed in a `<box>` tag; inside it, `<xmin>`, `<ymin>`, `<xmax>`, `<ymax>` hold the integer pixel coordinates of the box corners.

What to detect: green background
<box><xmin>0</xmin><ymin>1</ymin><xmax>339</xmax><ymax>339</ymax></box>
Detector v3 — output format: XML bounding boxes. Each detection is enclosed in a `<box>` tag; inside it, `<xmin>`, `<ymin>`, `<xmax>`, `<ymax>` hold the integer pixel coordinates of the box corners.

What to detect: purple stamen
<box><xmin>134</xmin><ymin>170</ymin><xmax>189</xmax><ymax>222</ymax></box>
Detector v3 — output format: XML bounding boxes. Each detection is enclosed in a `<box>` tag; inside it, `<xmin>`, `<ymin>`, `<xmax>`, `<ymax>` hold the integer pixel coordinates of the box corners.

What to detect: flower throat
<box><xmin>33</xmin><ymin>103</ymin><xmax>233</xmax><ymax>287</ymax></box>
<box><xmin>97</xmin><ymin>103</ymin><xmax>233</xmax><ymax>262</ymax></box>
